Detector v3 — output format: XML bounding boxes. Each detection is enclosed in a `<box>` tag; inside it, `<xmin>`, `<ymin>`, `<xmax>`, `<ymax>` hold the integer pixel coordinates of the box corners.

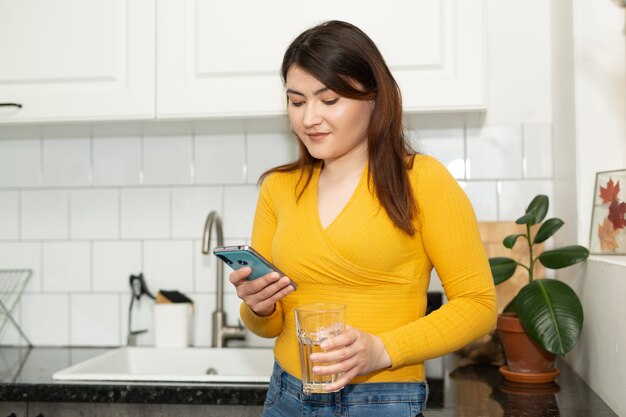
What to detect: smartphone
<box><xmin>213</xmin><ymin>245</ymin><xmax>297</xmax><ymax>290</ymax></box>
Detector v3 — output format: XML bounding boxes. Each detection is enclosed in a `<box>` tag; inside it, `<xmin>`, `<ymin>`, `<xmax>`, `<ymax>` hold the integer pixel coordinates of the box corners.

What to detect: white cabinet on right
<box><xmin>156</xmin><ymin>0</ymin><xmax>486</xmax><ymax>119</ymax></box>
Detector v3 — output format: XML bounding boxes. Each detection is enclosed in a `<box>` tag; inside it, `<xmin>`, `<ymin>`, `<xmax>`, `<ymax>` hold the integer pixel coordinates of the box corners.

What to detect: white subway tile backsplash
<box><xmin>466</xmin><ymin>125</ymin><xmax>523</xmax><ymax>179</ymax></box>
<box><xmin>498</xmin><ymin>180</ymin><xmax>554</xmax><ymax>221</ymax></box>
<box><xmin>0</xmin><ymin>242</ymin><xmax>42</xmax><ymax>292</ymax></box>
<box><xmin>189</xmin><ymin>293</ymin><xmax>214</xmax><ymax>347</ymax></box>
<box><xmin>42</xmin><ymin>137</ymin><xmax>91</xmax><ymax>186</ymax></box>
<box><xmin>0</xmin><ymin>301</ymin><xmax>21</xmax><ymax>345</ymax></box>
<box><xmin>71</xmin><ymin>294</ymin><xmax>120</xmax><ymax>346</ymax></box>
<box><xmin>93</xmin><ymin>241</ymin><xmax>142</xmax><ymax>292</ymax></box>
<box><xmin>194</xmin><ymin>240</ymin><xmax>215</xmax><ymax>293</ymax></box>
<box><xmin>0</xmin><ymin>138</ymin><xmax>42</xmax><ymax>188</ymax></box>
<box><xmin>120</xmin><ymin>188</ymin><xmax>170</xmax><ymax>239</ymax></box>
<box><xmin>223</xmin><ymin>186</ymin><xmax>258</xmax><ymax>239</ymax></box>
<box><xmin>21</xmin><ymin>294</ymin><xmax>70</xmax><ymax>346</ymax></box>
<box><xmin>0</xmin><ymin>121</ymin><xmax>557</xmax><ymax>347</ymax></box>
<box><xmin>70</xmin><ymin>189</ymin><xmax>119</xmax><ymax>239</ymax></box>
<box><xmin>172</xmin><ymin>187</ymin><xmax>222</xmax><ymax>239</ymax></box>
<box><xmin>195</xmin><ymin>238</ymin><xmax>242</xmax><ymax>293</ymax></box>
<box><xmin>143</xmin><ymin>135</ymin><xmax>193</xmax><ymax>185</ymax></box>
<box><xmin>0</xmin><ymin>191</ymin><xmax>19</xmax><ymax>239</ymax></box>
<box><xmin>121</xmin><ymin>293</ymin><xmax>154</xmax><ymax>346</ymax></box>
<box><xmin>42</xmin><ymin>242</ymin><xmax>91</xmax><ymax>292</ymax></box>
<box><xmin>523</xmin><ymin>122</ymin><xmax>553</xmax><ymax>178</ymax></box>
<box><xmin>143</xmin><ymin>241</ymin><xmax>193</xmax><ymax>293</ymax></box>
<box><xmin>195</xmin><ymin>134</ymin><xmax>246</xmax><ymax>185</ymax></box>
<box><xmin>410</xmin><ymin>128</ymin><xmax>465</xmax><ymax>179</ymax></box>
<box><xmin>21</xmin><ymin>190</ymin><xmax>69</xmax><ymax>240</ymax></box>
<box><xmin>246</xmin><ymin>132</ymin><xmax>297</xmax><ymax>183</ymax></box>
<box><xmin>460</xmin><ymin>181</ymin><xmax>499</xmax><ymax>221</ymax></box>
<box><xmin>93</xmin><ymin>136</ymin><xmax>142</xmax><ymax>186</ymax></box>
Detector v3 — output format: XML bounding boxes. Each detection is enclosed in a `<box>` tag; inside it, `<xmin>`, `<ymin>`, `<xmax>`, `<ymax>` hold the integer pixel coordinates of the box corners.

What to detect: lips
<box><xmin>307</xmin><ymin>132</ymin><xmax>329</xmax><ymax>141</ymax></box>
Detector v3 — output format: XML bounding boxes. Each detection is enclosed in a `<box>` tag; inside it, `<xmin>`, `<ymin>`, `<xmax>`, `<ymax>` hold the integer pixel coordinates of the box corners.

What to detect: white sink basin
<box><xmin>52</xmin><ymin>347</ymin><xmax>275</xmax><ymax>383</ymax></box>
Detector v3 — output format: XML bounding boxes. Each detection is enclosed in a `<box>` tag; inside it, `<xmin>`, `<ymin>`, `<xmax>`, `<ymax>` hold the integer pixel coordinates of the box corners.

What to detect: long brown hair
<box><xmin>260</xmin><ymin>20</ymin><xmax>418</xmax><ymax>236</ymax></box>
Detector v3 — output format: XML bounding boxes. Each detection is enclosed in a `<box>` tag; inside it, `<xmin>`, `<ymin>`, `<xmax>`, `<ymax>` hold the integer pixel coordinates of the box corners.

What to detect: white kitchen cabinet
<box><xmin>156</xmin><ymin>0</ymin><xmax>485</xmax><ymax>119</ymax></box>
<box><xmin>0</xmin><ymin>0</ymin><xmax>155</xmax><ymax>124</ymax></box>
<box><xmin>0</xmin><ymin>0</ymin><xmax>485</xmax><ymax>125</ymax></box>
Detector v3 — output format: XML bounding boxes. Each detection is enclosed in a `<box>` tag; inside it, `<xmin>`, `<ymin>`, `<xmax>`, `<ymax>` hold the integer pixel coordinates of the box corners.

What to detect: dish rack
<box><xmin>0</xmin><ymin>269</ymin><xmax>32</xmax><ymax>347</ymax></box>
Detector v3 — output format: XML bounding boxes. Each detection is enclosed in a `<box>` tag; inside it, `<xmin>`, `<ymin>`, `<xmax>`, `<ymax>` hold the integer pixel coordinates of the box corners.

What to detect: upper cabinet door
<box><xmin>0</xmin><ymin>0</ymin><xmax>155</xmax><ymax>124</ymax></box>
<box><xmin>157</xmin><ymin>0</ymin><xmax>485</xmax><ymax>119</ymax></box>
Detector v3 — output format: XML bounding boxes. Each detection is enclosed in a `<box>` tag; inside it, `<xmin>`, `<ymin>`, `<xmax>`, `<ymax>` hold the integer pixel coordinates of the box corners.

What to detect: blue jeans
<box><xmin>262</xmin><ymin>361</ymin><xmax>428</xmax><ymax>417</ymax></box>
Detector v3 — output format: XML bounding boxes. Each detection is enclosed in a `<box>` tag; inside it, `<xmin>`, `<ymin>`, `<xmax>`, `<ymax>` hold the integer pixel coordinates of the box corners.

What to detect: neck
<box><xmin>321</xmin><ymin>147</ymin><xmax>368</xmax><ymax>182</ymax></box>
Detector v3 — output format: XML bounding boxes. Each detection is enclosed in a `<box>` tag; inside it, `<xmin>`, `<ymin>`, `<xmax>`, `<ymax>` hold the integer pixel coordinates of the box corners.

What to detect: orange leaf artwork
<box><xmin>591</xmin><ymin>170</ymin><xmax>626</xmax><ymax>254</ymax></box>
<box><xmin>608</xmin><ymin>200</ymin><xmax>626</xmax><ymax>230</ymax></box>
<box><xmin>598</xmin><ymin>217</ymin><xmax>619</xmax><ymax>252</ymax></box>
<box><xmin>600</xmin><ymin>178</ymin><xmax>620</xmax><ymax>204</ymax></box>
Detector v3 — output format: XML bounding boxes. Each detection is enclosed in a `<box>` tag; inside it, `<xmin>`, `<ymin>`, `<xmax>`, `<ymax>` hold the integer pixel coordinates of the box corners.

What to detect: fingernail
<box><xmin>312</xmin><ymin>366</ymin><xmax>320</xmax><ymax>373</ymax></box>
<box><xmin>321</xmin><ymin>342</ymin><xmax>329</xmax><ymax>350</ymax></box>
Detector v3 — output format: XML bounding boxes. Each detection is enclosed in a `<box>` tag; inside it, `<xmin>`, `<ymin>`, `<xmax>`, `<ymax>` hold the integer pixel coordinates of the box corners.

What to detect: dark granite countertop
<box><xmin>0</xmin><ymin>346</ymin><xmax>619</xmax><ymax>416</ymax></box>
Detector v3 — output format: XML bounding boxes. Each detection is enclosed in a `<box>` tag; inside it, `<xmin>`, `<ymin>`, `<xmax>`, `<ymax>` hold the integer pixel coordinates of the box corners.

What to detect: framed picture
<box><xmin>590</xmin><ymin>169</ymin><xmax>626</xmax><ymax>254</ymax></box>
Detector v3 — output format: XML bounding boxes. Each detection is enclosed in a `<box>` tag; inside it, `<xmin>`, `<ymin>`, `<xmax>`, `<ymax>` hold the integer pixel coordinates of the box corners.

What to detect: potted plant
<box><xmin>489</xmin><ymin>195</ymin><xmax>589</xmax><ymax>383</ymax></box>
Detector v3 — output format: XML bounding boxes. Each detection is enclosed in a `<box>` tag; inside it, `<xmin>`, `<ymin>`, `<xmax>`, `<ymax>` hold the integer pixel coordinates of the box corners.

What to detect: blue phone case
<box><xmin>213</xmin><ymin>245</ymin><xmax>297</xmax><ymax>289</ymax></box>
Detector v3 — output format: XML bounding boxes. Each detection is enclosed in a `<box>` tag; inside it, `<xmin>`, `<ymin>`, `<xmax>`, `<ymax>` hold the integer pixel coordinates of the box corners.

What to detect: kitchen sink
<box><xmin>52</xmin><ymin>346</ymin><xmax>274</xmax><ymax>383</ymax></box>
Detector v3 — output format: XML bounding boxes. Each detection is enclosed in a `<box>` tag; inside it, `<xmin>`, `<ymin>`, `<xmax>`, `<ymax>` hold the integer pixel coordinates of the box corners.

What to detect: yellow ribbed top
<box><xmin>240</xmin><ymin>154</ymin><xmax>497</xmax><ymax>383</ymax></box>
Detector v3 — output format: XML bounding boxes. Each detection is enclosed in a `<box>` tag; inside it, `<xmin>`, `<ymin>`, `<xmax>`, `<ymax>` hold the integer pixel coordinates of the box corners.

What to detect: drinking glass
<box><xmin>294</xmin><ymin>303</ymin><xmax>346</xmax><ymax>394</ymax></box>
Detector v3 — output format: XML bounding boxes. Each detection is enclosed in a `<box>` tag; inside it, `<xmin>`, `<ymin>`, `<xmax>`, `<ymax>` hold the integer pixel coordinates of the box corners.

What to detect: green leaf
<box><xmin>516</xmin><ymin>279</ymin><xmax>583</xmax><ymax>356</ymax></box>
<box><xmin>538</xmin><ymin>245</ymin><xmax>590</xmax><ymax>269</ymax></box>
<box><xmin>503</xmin><ymin>297</ymin><xmax>517</xmax><ymax>313</ymax></box>
<box><xmin>503</xmin><ymin>234</ymin><xmax>525</xmax><ymax>249</ymax></box>
<box><xmin>526</xmin><ymin>195</ymin><xmax>549</xmax><ymax>224</ymax></box>
<box><xmin>489</xmin><ymin>257</ymin><xmax>518</xmax><ymax>285</ymax></box>
<box><xmin>516</xmin><ymin>213</ymin><xmax>536</xmax><ymax>225</ymax></box>
<box><xmin>533</xmin><ymin>218</ymin><xmax>564</xmax><ymax>244</ymax></box>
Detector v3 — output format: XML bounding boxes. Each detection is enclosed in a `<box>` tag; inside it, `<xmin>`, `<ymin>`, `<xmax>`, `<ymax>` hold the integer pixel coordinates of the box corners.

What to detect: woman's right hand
<box><xmin>229</xmin><ymin>267</ymin><xmax>295</xmax><ymax>317</ymax></box>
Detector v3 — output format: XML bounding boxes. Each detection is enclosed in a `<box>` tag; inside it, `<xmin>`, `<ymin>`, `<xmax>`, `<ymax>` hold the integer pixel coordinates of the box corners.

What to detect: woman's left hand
<box><xmin>310</xmin><ymin>325</ymin><xmax>392</xmax><ymax>392</ymax></box>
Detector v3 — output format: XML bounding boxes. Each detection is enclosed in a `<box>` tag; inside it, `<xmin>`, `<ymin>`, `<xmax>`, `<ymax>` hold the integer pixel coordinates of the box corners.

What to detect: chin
<box><xmin>302</xmin><ymin>144</ymin><xmax>331</xmax><ymax>160</ymax></box>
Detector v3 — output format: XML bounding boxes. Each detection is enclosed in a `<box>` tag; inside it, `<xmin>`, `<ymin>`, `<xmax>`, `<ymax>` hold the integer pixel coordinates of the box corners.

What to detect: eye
<box><xmin>289</xmin><ymin>99</ymin><xmax>305</xmax><ymax>107</ymax></box>
<box><xmin>323</xmin><ymin>98</ymin><xmax>339</xmax><ymax>105</ymax></box>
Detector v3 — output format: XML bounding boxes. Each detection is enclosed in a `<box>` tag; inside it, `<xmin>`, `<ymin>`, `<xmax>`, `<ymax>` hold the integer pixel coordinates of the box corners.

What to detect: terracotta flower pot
<box><xmin>497</xmin><ymin>313</ymin><xmax>556</xmax><ymax>373</ymax></box>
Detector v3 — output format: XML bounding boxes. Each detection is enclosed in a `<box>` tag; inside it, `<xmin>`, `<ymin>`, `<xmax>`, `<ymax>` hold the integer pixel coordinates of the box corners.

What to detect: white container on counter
<box><xmin>153</xmin><ymin>303</ymin><xmax>194</xmax><ymax>347</ymax></box>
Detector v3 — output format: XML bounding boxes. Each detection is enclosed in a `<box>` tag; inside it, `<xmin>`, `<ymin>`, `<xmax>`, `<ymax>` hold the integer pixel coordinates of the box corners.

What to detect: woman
<box><xmin>229</xmin><ymin>20</ymin><xmax>497</xmax><ymax>417</ymax></box>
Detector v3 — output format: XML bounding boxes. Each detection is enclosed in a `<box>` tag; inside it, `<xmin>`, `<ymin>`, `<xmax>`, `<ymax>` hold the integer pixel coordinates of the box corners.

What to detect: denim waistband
<box><xmin>270</xmin><ymin>361</ymin><xmax>428</xmax><ymax>406</ymax></box>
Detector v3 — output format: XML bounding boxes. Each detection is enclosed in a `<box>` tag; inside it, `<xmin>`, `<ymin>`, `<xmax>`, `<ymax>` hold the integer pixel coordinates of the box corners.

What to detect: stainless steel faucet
<box><xmin>202</xmin><ymin>211</ymin><xmax>246</xmax><ymax>348</ymax></box>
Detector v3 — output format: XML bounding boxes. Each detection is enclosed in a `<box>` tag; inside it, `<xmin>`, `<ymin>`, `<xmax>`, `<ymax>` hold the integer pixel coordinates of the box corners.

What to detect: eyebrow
<box><xmin>285</xmin><ymin>87</ymin><xmax>330</xmax><ymax>97</ymax></box>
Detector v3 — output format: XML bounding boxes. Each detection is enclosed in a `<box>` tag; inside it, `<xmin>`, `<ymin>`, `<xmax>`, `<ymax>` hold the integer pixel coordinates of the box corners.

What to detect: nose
<box><xmin>302</xmin><ymin>102</ymin><xmax>322</xmax><ymax>128</ymax></box>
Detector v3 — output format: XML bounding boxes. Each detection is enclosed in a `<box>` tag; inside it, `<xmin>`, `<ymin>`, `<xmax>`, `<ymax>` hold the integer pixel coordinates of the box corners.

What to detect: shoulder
<box><xmin>260</xmin><ymin>169</ymin><xmax>303</xmax><ymax>191</ymax></box>
<box><xmin>407</xmin><ymin>153</ymin><xmax>470</xmax><ymax>211</ymax></box>
<box><xmin>258</xmin><ymin>169</ymin><xmax>310</xmax><ymax>204</ymax></box>
<box><xmin>407</xmin><ymin>153</ymin><xmax>454</xmax><ymax>183</ymax></box>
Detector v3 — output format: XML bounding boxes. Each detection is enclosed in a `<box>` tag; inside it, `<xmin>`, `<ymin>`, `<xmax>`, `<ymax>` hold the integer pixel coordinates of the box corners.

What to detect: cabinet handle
<box><xmin>0</xmin><ymin>103</ymin><xmax>23</xmax><ymax>108</ymax></box>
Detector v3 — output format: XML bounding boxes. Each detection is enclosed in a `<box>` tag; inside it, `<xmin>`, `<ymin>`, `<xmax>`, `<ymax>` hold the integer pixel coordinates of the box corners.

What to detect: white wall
<box><xmin>552</xmin><ymin>0</ymin><xmax>626</xmax><ymax>416</ymax></box>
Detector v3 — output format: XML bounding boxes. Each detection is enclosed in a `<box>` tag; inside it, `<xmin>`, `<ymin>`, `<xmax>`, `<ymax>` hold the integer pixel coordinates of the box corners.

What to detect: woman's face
<box><xmin>285</xmin><ymin>66</ymin><xmax>373</xmax><ymax>164</ymax></box>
